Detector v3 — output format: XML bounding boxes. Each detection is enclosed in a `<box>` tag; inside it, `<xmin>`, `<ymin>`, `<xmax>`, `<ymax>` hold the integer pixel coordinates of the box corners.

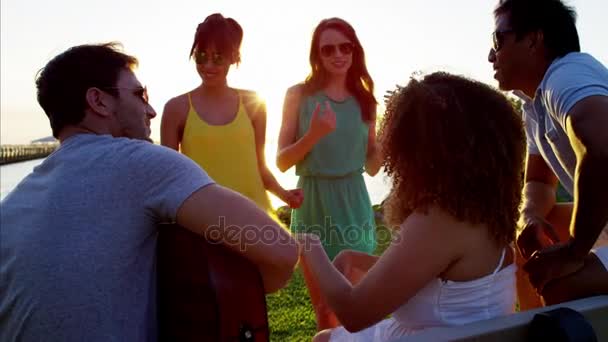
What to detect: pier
<box><xmin>0</xmin><ymin>143</ymin><xmax>58</xmax><ymax>165</ymax></box>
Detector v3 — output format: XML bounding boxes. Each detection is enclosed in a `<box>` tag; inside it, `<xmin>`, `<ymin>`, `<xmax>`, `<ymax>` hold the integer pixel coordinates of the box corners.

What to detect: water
<box><xmin>0</xmin><ymin>159</ymin><xmax>392</xmax><ymax>207</ymax></box>
<box><xmin>0</xmin><ymin>159</ymin><xmax>45</xmax><ymax>200</ymax></box>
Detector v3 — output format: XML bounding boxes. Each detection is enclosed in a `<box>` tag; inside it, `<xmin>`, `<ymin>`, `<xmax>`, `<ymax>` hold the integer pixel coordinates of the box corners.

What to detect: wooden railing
<box><xmin>0</xmin><ymin>143</ymin><xmax>58</xmax><ymax>165</ymax></box>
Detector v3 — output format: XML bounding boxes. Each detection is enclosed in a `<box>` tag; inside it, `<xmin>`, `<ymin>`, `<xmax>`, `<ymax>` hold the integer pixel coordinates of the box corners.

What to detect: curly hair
<box><xmin>379</xmin><ymin>72</ymin><xmax>525</xmax><ymax>245</ymax></box>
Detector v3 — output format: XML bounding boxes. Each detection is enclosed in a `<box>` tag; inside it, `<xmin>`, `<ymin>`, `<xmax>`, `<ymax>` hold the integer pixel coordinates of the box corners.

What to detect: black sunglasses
<box><xmin>194</xmin><ymin>51</ymin><xmax>226</xmax><ymax>66</ymax></box>
<box><xmin>320</xmin><ymin>42</ymin><xmax>354</xmax><ymax>58</ymax></box>
<box><xmin>103</xmin><ymin>86</ymin><xmax>149</xmax><ymax>104</ymax></box>
<box><xmin>492</xmin><ymin>29</ymin><xmax>515</xmax><ymax>52</ymax></box>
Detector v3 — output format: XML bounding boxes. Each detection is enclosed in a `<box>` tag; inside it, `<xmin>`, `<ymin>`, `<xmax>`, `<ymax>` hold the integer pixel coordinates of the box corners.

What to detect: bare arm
<box><xmin>299</xmin><ymin>209</ymin><xmax>459</xmax><ymax>332</ymax></box>
<box><xmin>276</xmin><ymin>86</ymin><xmax>324</xmax><ymax>172</ymax></box>
<box><xmin>333</xmin><ymin>249</ymin><xmax>379</xmax><ymax>275</ymax></box>
<box><xmin>160</xmin><ymin>96</ymin><xmax>188</xmax><ymax>151</ymax></box>
<box><xmin>520</xmin><ymin>154</ymin><xmax>559</xmax><ymax>221</ymax></box>
<box><xmin>176</xmin><ymin>184</ymin><xmax>299</xmax><ymax>293</ymax></box>
<box><xmin>565</xmin><ymin>95</ymin><xmax>608</xmax><ymax>258</ymax></box>
<box><xmin>332</xmin><ymin>249</ymin><xmax>379</xmax><ymax>286</ymax></box>
<box><xmin>246</xmin><ymin>92</ymin><xmax>289</xmax><ymax>198</ymax></box>
<box><xmin>515</xmin><ymin>153</ymin><xmax>559</xmax><ymax>309</ymax></box>
<box><xmin>516</xmin><ymin>154</ymin><xmax>563</xmax><ymax>259</ymax></box>
<box><xmin>365</xmin><ymin>118</ymin><xmax>382</xmax><ymax>177</ymax></box>
<box><xmin>522</xmin><ymin>96</ymin><xmax>608</xmax><ymax>292</ymax></box>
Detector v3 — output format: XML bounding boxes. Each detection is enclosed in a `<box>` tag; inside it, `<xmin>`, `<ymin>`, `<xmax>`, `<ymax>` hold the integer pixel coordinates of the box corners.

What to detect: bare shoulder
<box><xmin>286</xmin><ymin>83</ymin><xmax>304</xmax><ymax>99</ymax></box>
<box><xmin>237</xmin><ymin>88</ymin><xmax>266</xmax><ymax>119</ymax></box>
<box><xmin>238</xmin><ymin>88</ymin><xmax>264</xmax><ymax>106</ymax></box>
<box><xmin>163</xmin><ymin>93</ymin><xmax>190</xmax><ymax>117</ymax></box>
<box><xmin>399</xmin><ymin>207</ymin><xmax>474</xmax><ymax>265</ymax></box>
<box><xmin>404</xmin><ymin>206</ymin><xmax>480</xmax><ymax>241</ymax></box>
<box><xmin>406</xmin><ymin>206</ymin><xmax>459</xmax><ymax>227</ymax></box>
<box><xmin>282</xmin><ymin>83</ymin><xmax>305</xmax><ymax>110</ymax></box>
<box><xmin>237</xmin><ymin>88</ymin><xmax>258</xmax><ymax>100</ymax></box>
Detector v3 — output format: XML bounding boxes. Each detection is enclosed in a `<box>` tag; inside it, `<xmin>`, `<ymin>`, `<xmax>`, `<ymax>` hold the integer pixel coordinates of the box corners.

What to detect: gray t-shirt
<box><xmin>518</xmin><ymin>52</ymin><xmax>608</xmax><ymax>195</ymax></box>
<box><xmin>0</xmin><ymin>134</ymin><xmax>213</xmax><ymax>341</ymax></box>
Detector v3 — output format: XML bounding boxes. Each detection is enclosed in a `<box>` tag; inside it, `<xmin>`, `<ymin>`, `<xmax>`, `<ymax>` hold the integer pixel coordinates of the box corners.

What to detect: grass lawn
<box><xmin>266</xmin><ymin>270</ymin><xmax>318</xmax><ymax>341</ymax></box>
<box><xmin>267</xmin><ymin>206</ymin><xmax>392</xmax><ymax>341</ymax></box>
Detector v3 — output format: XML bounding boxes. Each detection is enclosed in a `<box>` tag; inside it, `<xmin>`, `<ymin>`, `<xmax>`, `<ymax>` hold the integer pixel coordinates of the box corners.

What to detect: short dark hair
<box><xmin>495</xmin><ymin>0</ymin><xmax>580</xmax><ymax>60</ymax></box>
<box><xmin>379</xmin><ymin>72</ymin><xmax>526</xmax><ymax>246</ymax></box>
<box><xmin>35</xmin><ymin>42</ymin><xmax>138</xmax><ymax>137</ymax></box>
<box><xmin>189</xmin><ymin>13</ymin><xmax>243</xmax><ymax>65</ymax></box>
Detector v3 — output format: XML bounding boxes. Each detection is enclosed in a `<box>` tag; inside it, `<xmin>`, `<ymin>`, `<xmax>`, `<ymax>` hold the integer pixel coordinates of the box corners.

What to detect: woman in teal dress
<box><xmin>276</xmin><ymin>17</ymin><xmax>382</xmax><ymax>329</ymax></box>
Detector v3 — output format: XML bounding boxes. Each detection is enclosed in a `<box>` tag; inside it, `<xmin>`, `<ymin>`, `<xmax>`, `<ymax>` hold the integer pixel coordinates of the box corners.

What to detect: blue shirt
<box><xmin>518</xmin><ymin>52</ymin><xmax>608</xmax><ymax>195</ymax></box>
<box><xmin>0</xmin><ymin>134</ymin><xmax>213</xmax><ymax>341</ymax></box>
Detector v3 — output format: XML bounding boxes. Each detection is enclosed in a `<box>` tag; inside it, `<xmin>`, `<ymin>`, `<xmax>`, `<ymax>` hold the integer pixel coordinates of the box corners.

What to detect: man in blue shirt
<box><xmin>488</xmin><ymin>0</ymin><xmax>608</xmax><ymax>308</ymax></box>
<box><xmin>0</xmin><ymin>43</ymin><xmax>298</xmax><ymax>341</ymax></box>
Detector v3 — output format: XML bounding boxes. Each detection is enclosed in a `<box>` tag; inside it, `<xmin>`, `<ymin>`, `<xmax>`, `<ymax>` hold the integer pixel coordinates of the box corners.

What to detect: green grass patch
<box><xmin>267</xmin><ymin>270</ymin><xmax>317</xmax><ymax>341</ymax></box>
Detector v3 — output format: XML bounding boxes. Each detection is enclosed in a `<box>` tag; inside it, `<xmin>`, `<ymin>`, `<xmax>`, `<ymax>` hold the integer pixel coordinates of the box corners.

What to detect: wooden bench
<box><xmin>393</xmin><ymin>295</ymin><xmax>608</xmax><ymax>341</ymax></box>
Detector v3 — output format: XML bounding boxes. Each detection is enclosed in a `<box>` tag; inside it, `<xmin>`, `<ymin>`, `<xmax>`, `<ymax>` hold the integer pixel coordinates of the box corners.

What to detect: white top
<box><xmin>329</xmin><ymin>249</ymin><xmax>517</xmax><ymax>341</ymax></box>
<box><xmin>392</xmin><ymin>248</ymin><xmax>517</xmax><ymax>329</ymax></box>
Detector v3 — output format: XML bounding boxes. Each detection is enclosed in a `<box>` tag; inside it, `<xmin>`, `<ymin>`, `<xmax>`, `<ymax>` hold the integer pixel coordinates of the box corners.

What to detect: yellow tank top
<box><xmin>181</xmin><ymin>92</ymin><xmax>272</xmax><ymax>212</ymax></box>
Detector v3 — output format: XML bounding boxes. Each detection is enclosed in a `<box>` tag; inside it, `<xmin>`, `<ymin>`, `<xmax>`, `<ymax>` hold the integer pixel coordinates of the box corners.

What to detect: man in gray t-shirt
<box><xmin>0</xmin><ymin>43</ymin><xmax>298</xmax><ymax>341</ymax></box>
<box><xmin>488</xmin><ymin>0</ymin><xmax>608</xmax><ymax>308</ymax></box>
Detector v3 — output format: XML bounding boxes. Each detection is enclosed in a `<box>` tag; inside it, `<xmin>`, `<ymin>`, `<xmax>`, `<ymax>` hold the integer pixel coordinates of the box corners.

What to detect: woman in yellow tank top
<box><xmin>160</xmin><ymin>13</ymin><xmax>303</xmax><ymax>212</ymax></box>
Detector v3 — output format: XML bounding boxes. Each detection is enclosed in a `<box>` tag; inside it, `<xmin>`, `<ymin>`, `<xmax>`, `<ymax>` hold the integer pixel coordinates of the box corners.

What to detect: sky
<box><xmin>1</xmin><ymin>0</ymin><xmax>607</xmax><ymax>147</ymax></box>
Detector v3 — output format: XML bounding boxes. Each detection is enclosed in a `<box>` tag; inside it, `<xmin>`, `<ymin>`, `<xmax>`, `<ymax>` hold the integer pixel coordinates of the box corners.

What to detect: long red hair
<box><xmin>302</xmin><ymin>18</ymin><xmax>377</xmax><ymax>123</ymax></box>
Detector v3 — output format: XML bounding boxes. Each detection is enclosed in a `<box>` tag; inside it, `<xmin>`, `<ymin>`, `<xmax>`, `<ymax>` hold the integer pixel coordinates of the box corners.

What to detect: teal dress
<box><xmin>291</xmin><ymin>91</ymin><xmax>376</xmax><ymax>260</ymax></box>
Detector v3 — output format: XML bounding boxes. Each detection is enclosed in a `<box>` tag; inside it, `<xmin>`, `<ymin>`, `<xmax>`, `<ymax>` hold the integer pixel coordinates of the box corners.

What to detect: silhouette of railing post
<box><xmin>0</xmin><ymin>143</ymin><xmax>58</xmax><ymax>165</ymax></box>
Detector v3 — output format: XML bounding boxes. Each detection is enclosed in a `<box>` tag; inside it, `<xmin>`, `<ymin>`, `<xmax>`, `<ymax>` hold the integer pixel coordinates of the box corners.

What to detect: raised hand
<box><xmin>308</xmin><ymin>101</ymin><xmax>336</xmax><ymax>140</ymax></box>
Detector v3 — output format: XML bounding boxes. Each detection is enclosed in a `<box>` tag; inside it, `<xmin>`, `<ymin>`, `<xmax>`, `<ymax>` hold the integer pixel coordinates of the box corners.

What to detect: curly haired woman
<box><xmin>298</xmin><ymin>72</ymin><xmax>526</xmax><ymax>341</ymax></box>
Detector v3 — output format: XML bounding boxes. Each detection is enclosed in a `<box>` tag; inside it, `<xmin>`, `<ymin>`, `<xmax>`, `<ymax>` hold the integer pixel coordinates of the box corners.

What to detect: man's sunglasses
<box><xmin>194</xmin><ymin>51</ymin><xmax>226</xmax><ymax>66</ymax></box>
<box><xmin>103</xmin><ymin>86</ymin><xmax>149</xmax><ymax>104</ymax></box>
<box><xmin>320</xmin><ymin>42</ymin><xmax>354</xmax><ymax>58</ymax></box>
<box><xmin>492</xmin><ymin>29</ymin><xmax>514</xmax><ymax>52</ymax></box>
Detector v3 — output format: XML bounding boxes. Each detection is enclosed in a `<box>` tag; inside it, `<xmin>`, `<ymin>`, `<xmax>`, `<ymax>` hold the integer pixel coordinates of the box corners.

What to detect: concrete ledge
<box><xmin>392</xmin><ymin>295</ymin><xmax>608</xmax><ymax>341</ymax></box>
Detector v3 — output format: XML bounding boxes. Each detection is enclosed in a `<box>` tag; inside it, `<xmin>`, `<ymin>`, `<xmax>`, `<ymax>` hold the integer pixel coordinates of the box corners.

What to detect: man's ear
<box><xmin>85</xmin><ymin>87</ymin><xmax>113</xmax><ymax>118</ymax></box>
<box><xmin>527</xmin><ymin>30</ymin><xmax>544</xmax><ymax>52</ymax></box>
